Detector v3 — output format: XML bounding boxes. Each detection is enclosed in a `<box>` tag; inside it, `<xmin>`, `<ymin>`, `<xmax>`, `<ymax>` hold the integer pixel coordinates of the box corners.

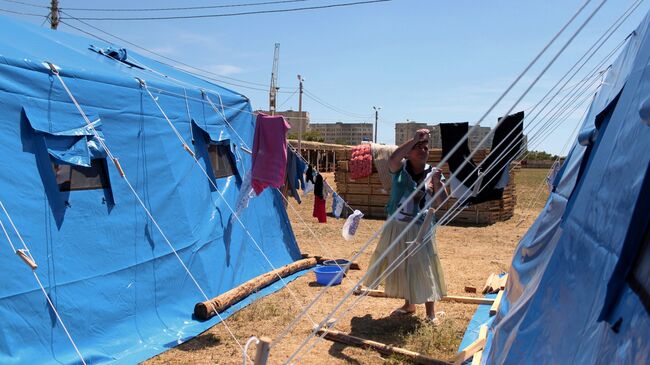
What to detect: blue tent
<box><xmin>0</xmin><ymin>15</ymin><xmax>302</xmax><ymax>364</ymax></box>
<box><xmin>482</xmin><ymin>11</ymin><xmax>650</xmax><ymax>365</ymax></box>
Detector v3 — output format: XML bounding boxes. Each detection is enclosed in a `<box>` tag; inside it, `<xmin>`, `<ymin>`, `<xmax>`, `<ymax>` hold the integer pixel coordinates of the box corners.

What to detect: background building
<box><xmin>309</xmin><ymin>122</ymin><xmax>373</xmax><ymax>145</ymax></box>
<box><xmin>395</xmin><ymin>121</ymin><xmax>494</xmax><ymax>150</ymax></box>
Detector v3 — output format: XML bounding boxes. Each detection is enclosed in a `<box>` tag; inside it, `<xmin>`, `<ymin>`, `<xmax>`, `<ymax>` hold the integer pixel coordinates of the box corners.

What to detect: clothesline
<box><xmin>282</xmin><ymin>1</ymin><xmax>612</xmax><ymax>359</ymax></box>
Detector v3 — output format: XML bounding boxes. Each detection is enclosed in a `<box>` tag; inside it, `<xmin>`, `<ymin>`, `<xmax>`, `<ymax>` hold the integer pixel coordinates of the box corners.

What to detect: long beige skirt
<box><xmin>364</xmin><ymin>219</ymin><xmax>446</xmax><ymax>304</ymax></box>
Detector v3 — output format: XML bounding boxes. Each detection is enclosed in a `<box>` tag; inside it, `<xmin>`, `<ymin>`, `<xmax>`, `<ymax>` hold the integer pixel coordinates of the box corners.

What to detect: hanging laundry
<box><xmin>297</xmin><ymin>155</ymin><xmax>307</xmax><ymax>191</ymax></box>
<box><xmin>324</xmin><ymin>181</ymin><xmax>334</xmax><ymax>200</ymax></box>
<box><xmin>313</xmin><ymin>196</ymin><xmax>327</xmax><ymax>223</ymax></box>
<box><xmin>314</xmin><ymin>173</ymin><xmax>324</xmax><ymax>198</ymax></box>
<box><xmin>332</xmin><ymin>192</ymin><xmax>345</xmax><ymax>218</ymax></box>
<box><xmin>371</xmin><ymin>143</ymin><xmax>397</xmax><ymax>193</ymax></box>
<box><xmin>285</xmin><ymin>147</ymin><xmax>304</xmax><ymax>204</ymax></box>
<box><xmin>440</xmin><ymin>122</ymin><xmax>480</xmax><ymax>201</ymax></box>
<box><xmin>233</xmin><ymin>171</ymin><xmax>255</xmax><ymax>217</ymax></box>
<box><xmin>349</xmin><ymin>144</ymin><xmax>373</xmax><ymax>180</ymax></box>
<box><xmin>440</xmin><ymin>111</ymin><xmax>524</xmax><ymax>204</ymax></box>
<box><xmin>305</xmin><ymin>165</ymin><xmax>315</xmax><ymax>183</ymax></box>
<box><xmin>251</xmin><ymin>113</ymin><xmax>291</xmax><ymax>195</ymax></box>
<box><xmin>470</xmin><ymin>111</ymin><xmax>524</xmax><ymax>204</ymax></box>
<box><xmin>342</xmin><ymin>210</ymin><xmax>363</xmax><ymax>240</ymax></box>
<box><xmin>303</xmin><ymin>165</ymin><xmax>315</xmax><ymax>196</ymax></box>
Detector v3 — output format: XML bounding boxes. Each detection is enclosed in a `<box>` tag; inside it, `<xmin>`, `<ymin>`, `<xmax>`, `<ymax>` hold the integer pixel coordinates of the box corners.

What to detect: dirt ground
<box><xmin>144</xmin><ymin>168</ymin><xmax>549</xmax><ymax>365</ymax></box>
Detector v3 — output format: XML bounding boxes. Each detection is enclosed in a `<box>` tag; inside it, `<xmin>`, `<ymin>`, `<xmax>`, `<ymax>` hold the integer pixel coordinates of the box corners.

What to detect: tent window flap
<box><xmin>208</xmin><ymin>143</ymin><xmax>237</xmax><ymax>179</ymax></box>
<box><xmin>53</xmin><ymin>159</ymin><xmax>111</xmax><ymax>192</ymax></box>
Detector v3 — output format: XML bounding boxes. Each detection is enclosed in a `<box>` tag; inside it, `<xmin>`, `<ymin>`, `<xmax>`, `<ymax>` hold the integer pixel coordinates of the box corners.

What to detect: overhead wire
<box><xmin>0</xmin><ymin>7</ymin><xmax>43</xmax><ymax>16</ymax></box>
<box><xmin>62</xmin><ymin>0</ymin><xmax>314</xmax><ymax>12</ymax></box>
<box><xmin>59</xmin><ymin>10</ymin><xmax>290</xmax><ymax>91</ymax></box>
<box><xmin>302</xmin><ymin>89</ymin><xmax>371</xmax><ymax>119</ymax></box>
<box><xmin>0</xmin><ymin>0</ymin><xmax>46</xmax><ymax>8</ymax></box>
<box><xmin>60</xmin><ymin>0</ymin><xmax>392</xmax><ymax>21</ymax></box>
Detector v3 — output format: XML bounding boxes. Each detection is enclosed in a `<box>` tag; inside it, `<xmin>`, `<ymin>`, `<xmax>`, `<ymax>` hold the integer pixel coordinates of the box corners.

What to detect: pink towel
<box><xmin>251</xmin><ymin>113</ymin><xmax>291</xmax><ymax>195</ymax></box>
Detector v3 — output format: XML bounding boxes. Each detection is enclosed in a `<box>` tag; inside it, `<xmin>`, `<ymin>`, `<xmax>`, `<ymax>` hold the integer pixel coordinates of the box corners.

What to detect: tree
<box><xmin>288</xmin><ymin>131</ymin><xmax>324</xmax><ymax>142</ymax></box>
<box><xmin>525</xmin><ymin>150</ymin><xmax>559</xmax><ymax>160</ymax></box>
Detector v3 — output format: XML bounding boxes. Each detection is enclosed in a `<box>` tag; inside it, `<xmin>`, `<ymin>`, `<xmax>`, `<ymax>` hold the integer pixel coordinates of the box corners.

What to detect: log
<box><xmin>316</xmin><ymin>328</ymin><xmax>451</xmax><ymax>365</ymax></box>
<box><xmin>194</xmin><ymin>258</ymin><xmax>317</xmax><ymax>320</ymax></box>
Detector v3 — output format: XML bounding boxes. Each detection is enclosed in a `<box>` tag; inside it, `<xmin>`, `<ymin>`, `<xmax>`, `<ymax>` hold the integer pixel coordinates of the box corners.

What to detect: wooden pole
<box><xmin>316</xmin><ymin>328</ymin><xmax>451</xmax><ymax>365</ymax></box>
<box><xmin>194</xmin><ymin>258</ymin><xmax>317</xmax><ymax>320</ymax></box>
<box><xmin>50</xmin><ymin>0</ymin><xmax>59</xmax><ymax>30</ymax></box>
<box><xmin>253</xmin><ymin>337</ymin><xmax>271</xmax><ymax>365</ymax></box>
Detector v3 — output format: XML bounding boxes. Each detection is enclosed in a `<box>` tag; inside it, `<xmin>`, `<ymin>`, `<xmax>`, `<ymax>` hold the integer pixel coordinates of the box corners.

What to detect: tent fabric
<box><xmin>482</xmin><ymin>12</ymin><xmax>650</xmax><ymax>365</ymax></box>
<box><xmin>0</xmin><ymin>15</ymin><xmax>302</xmax><ymax>365</ymax></box>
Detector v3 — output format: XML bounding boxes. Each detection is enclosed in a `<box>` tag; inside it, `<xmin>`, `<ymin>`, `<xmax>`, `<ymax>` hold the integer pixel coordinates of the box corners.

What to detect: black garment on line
<box><xmin>440</xmin><ymin>111</ymin><xmax>524</xmax><ymax>205</ymax></box>
<box><xmin>440</xmin><ymin>122</ymin><xmax>480</xmax><ymax>189</ymax></box>
<box><xmin>285</xmin><ymin>147</ymin><xmax>301</xmax><ymax>204</ymax></box>
<box><xmin>305</xmin><ymin>165</ymin><xmax>315</xmax><ymax>183</ymax></box>
<box><xmin>314</xmin><ymin>173</ymin><xmax>324</xmax><ymax>199</ymax></box>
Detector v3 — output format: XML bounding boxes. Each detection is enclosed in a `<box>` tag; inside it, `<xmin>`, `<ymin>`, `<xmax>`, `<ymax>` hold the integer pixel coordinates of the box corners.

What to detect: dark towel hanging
<box><xmin>306</xmin><ymin>165</ymin><xmax>315</xmax><ymax>183</ymax></box>
<box><xmin>314</xmin><ymin>173</ymin><xmax>324</xmax><ymax>199</ymax></box>
<box><xmin>440</xmin><ymin>111</ymin><xmax>524</xmax><ymax>205</ymax></box>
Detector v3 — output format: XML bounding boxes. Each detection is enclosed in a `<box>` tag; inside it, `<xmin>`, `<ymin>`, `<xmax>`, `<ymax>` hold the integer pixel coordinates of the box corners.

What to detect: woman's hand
<box><xmin>413</xmin><ymin>129</ymin><xmax>430</xmax><ymax>143</ymax></box>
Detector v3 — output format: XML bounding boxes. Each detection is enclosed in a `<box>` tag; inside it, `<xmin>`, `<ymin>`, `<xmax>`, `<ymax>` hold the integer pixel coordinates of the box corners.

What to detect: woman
<box><xmin>364</xmin><ymin>129</ymin><xmax>448</xmax><ymax>324</ymax></box>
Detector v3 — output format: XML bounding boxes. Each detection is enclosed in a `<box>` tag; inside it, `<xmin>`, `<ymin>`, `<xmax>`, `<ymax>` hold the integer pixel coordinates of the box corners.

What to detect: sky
<box><xmin>2</xmin><ymin>0</ymin><xmax>648</xmax><ymax>155</ymax></box>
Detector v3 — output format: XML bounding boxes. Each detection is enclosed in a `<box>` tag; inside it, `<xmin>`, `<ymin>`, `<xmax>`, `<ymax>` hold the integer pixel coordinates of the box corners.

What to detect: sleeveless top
<box><xmin>386</xmin><ymin>160</ymin><xmax>444</xmax><ymax>223</ymax></box>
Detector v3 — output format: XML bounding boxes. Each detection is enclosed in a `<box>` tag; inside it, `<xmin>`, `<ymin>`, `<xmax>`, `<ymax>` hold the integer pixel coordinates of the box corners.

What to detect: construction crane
<box><xmin>269</xmin><ymin>43</ymin><xmax>280</xmax><ymax>115</ymax></box>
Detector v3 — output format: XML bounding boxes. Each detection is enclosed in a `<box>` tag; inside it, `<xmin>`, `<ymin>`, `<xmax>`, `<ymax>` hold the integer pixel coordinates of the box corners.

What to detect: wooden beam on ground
<box><xmin>490</xmin><ymin>290</ymin><xmax>505</xmax><ymax>316</ymax></box>
<box><xmin>316</xmin><ymin>328</ymin><xmax>451</xmax><ymax>365</ymax></box>
<box><xmin>482</xmin><ymin>273</ymin><xmax>495</xmax><ymax>294</ymax></box>
<box><xmin>454</xmin><ymin>324</ymin><xmax>488</xmax><ymax>365</ymax></box>
<box><xmin>470</xmin><ymin>325</ymin><xmax>489</xmax><ymax>365</ymax></box>
<box><xmin>441</xmin><ymin>295</ymin><xmax>495</xmax><ymax>305</ymax></box>
<box><xmin>498</xmin><ymin>274</ymin><xmax>508</xmax><ymax>290</ymax></box>
<box><xmin>352</xmin><ymin>288</ymin><xmax>495</xmax><ymax>305</ymax></box>
<box><xmin>194</xmin><ymin>258</ymin><xmax>317</xmax><ymax>320</ymax></box>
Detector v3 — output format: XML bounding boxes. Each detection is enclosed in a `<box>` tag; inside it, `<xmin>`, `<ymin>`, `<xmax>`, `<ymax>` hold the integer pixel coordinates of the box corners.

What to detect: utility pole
<box><xmin>373</xmin><ymin>106</ymin><xmax>381</xmax><ymax>143</ymax></box>
<box><xmin>297</xmin><ymin>75</ymin><xmax>304</xmax><ymax>155</ymax></box>
<box><xmin>50</xmin><ymin>0</ymin><xmax>59</xmax><ymax>30</ymax></box>
<box><xmin>269</xmin><ymin>43</ymin><xmax>280</xmax><ymax>115</ymax></box>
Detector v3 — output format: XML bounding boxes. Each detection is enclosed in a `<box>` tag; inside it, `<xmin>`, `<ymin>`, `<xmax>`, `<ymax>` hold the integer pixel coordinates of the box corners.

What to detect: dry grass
<box><xmin>144</xmin><ymin>168</ymin><xmax>549</xmax><ymax>364</ymax></box>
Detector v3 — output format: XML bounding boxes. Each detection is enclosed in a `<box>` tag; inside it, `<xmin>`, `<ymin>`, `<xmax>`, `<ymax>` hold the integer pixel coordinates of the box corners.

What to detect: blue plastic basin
<box><xmin>314</xmin><ymin>265</ymin><xmax>344</xmax><ymax>286</ymax></box>
<box><xmin>322</xmin><ymin>259</ymin><xmax>350</xmax><ymax>274</ymax></box>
